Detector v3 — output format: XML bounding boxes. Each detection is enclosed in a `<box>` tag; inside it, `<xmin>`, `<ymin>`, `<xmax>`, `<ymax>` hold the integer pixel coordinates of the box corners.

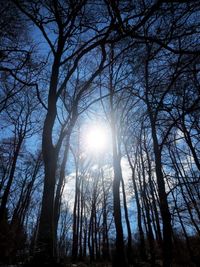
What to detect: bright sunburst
<box><xmin>84</xmin><ymin>124</ymin><xmax>109</xmax><ymax>153</ymax></box>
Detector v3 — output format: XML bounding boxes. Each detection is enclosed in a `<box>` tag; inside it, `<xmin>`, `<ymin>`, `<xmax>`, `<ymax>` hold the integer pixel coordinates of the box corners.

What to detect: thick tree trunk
<box><xmin>35</xmin><ymin>137</ymin><xmax>56</xmax><ymax>264</ymax></box>
<box><xmin>34</xmin><ymin>49</ymin><xmax>63</xmax><ymax>264</ymax></box>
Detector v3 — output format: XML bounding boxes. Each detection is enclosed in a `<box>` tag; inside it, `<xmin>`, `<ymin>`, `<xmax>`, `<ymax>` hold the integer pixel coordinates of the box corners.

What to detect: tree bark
<box><xmin>150</xmin><ymin>123</ymin><xmax>172</xmax><ymax>267</ymax></box>
<box><xmin>0</xmin><ymin>135</ymin><xmax>23</xmax><ymax>223</ymax></box>
<box><xmin>126</xmin><ymin>149</ymin><xmax>147</xmax><ymax>260</ymax></box>
<box><xmin>35</xmin><ymin>52</ymin><xmax>62</xmax><ymax>264</ymax></box>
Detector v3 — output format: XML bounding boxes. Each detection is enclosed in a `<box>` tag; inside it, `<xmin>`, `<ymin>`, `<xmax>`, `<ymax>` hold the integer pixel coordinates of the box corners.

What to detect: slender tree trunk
<box><xmin>88</xmin><ymin>206</ymin><xmax>94</xmax><ymax>263</ymax></box>
<box><xmin>54</xmin><ymin>136</ymin><xmax>71</xmax><ymax>259</ymax></box>
<box><xmin>144</xmin><ymin>56</ymin><xmax>173</xmax><ymax>265</ymax></box>
<box><xmin>138</xmin><ymin>154</ymin><xmax>155</xmax><ymax>267</ymax></box>
<box><xmin>109</xmin><ymin>49</ymin><xmax>128</xmax><ymax>266</ymax></box>
<box><xmin>181</xmin><ymin>118</ymin><xmax>200</xmax><ymax>171</ymax></box>
<box><xmin>144</xmin><ymin>140</ymin><xmax>162</xmax><ymax>244</ymax></box>
<box><xmin>0</xmin><ymin>135</ymin><xmax>23</xmax><ymax>222</ymax></box>
<box><xmin>169</xmin><ymin>148</ymin><xmax>200</xmax><ymax>236</ymax></box>
<box><xmin>126</xmin><ymin>149</ymin><xmax>147</xmax><ymax>260</ymax></box>
<box><xmin>173</xmin><ymin>146</ymin><xmax>200</xmax><ymax>221</ymax></box>
<box><xmin>78</xmin><ymin>185</ymin><xmax>83</xmax><ymax>260</ymax></box>
<box><xmin>112</xmin><ymin>152</ymin><xmax>128</xmax><ymax>267</ymax></box>
<box><xmin>83</xmin><ymin>212</ymin><xmax>87</xmax><ymax>258</ymax></box>
<box><xmin>121</xmin><ymin>177</ymin><xmax>133</xmax><ymax>264</ymax></box>
<box><xmin>94</xmin><ymin>204</ymin><xmax>100</xmax><ymax>260</ymax></box>
<box><xmin>101</xmin><ymin>167</ymin><xmax>110</xmax><ymax>261</ymax></box>
<box><xmin>150</xmin><ymin>127</ymin><xmax>172</xmax><ymax>267</ymax></box>
<box><xmin>166</xmin><ymin>174</ymin><xmax>198</xmax><ymax>266</ymax></box>
<box><xmin>72</xmin><ymin>164</ymin><xmax>79</xmax><ymax>261</ymax></box>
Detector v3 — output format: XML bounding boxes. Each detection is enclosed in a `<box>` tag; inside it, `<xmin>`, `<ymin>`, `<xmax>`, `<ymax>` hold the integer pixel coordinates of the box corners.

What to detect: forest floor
<box><xmin>1</xmin><ymin>260</ymin><xmax>195</xmax><ymax>267</ymax></box>
<box><xmin>64</xmin><ymin>262</ymin><xmax>155</xmax><ymax>267</ymax></box>
<box><xmin>0</xmin><ymin>263</ymin><xmax>195</xmax><ymax>267</ymax></box>
<box><xmin>64</xmin><ymin>261</ymin><xmax>194</xmax><ymax>267</ymax></box>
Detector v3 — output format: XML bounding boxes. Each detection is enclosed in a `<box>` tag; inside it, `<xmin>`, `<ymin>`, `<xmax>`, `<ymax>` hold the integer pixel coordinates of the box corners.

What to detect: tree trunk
<box><xmin>0</xmin><ymin>135</ymin><xmax>23</xmax><ymax>222</ymax></box>
<box><xmin>54</xmin><ymin>136</ymin><xmax>70</xmax><ymax>259</ymax></box>
<box><xmin>144</xmin><ymin>49</ymin><xmax>173</xmax><ymax>265</ymax></box>
<box><xmin>72</xmin><ymin>165</ymin><xmax>79</xmax><ymax>262</ymax></box>
<box><xmin>109</xmin><ymin>49</ymin><xmax>128</xmax><ymax>266</ymax></box>
<box><xmin>121</xmin><ymin>177</ymin><xmax>133</xmax><ymax>264</ymax></box>
<box><xmin>126</xmin><ymin>149</ymin><xmax>147</xmax><ymax>260</ymax></box>
<box><xmin>112</xmin><ymin>152</ymin><xmax>128</xmax><ymax>267</ymax></box>
<box><xmin>150</xmin><ymin>124</ymin><xmax>172</xmax><ymax>267</ymax></box>
<box><xmin>138</xmin><ymin>153</ymin><xmax>155</xmax><ymax>267</ymax></box>
<box><xmin>33</xmin><ymin>44</ymin><xmax>64</xmax><ymax>263</ymax></box>
<box><xmin>144</xmin><ymin>140</ymin><xmax>162</xmax><ymax>244</ymax></box>
<box><xmin>101</xmin><ymin>167</ymin><xmax>110</xmax><ymax>261</ymax></box>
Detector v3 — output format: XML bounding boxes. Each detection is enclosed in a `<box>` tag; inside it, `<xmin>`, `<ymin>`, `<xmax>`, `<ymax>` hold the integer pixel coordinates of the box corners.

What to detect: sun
<box><xmin>84</xmin><ymin>125</ymin><xmax>109</xmax><ymax>153</ymax></box>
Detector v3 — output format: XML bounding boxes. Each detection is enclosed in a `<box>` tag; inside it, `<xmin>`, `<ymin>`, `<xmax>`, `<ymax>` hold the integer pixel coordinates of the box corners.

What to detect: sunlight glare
<box><xmin>85</xmin><ymin>125</ymin><xmax>108</xmax><ymax>153</ymax></box>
